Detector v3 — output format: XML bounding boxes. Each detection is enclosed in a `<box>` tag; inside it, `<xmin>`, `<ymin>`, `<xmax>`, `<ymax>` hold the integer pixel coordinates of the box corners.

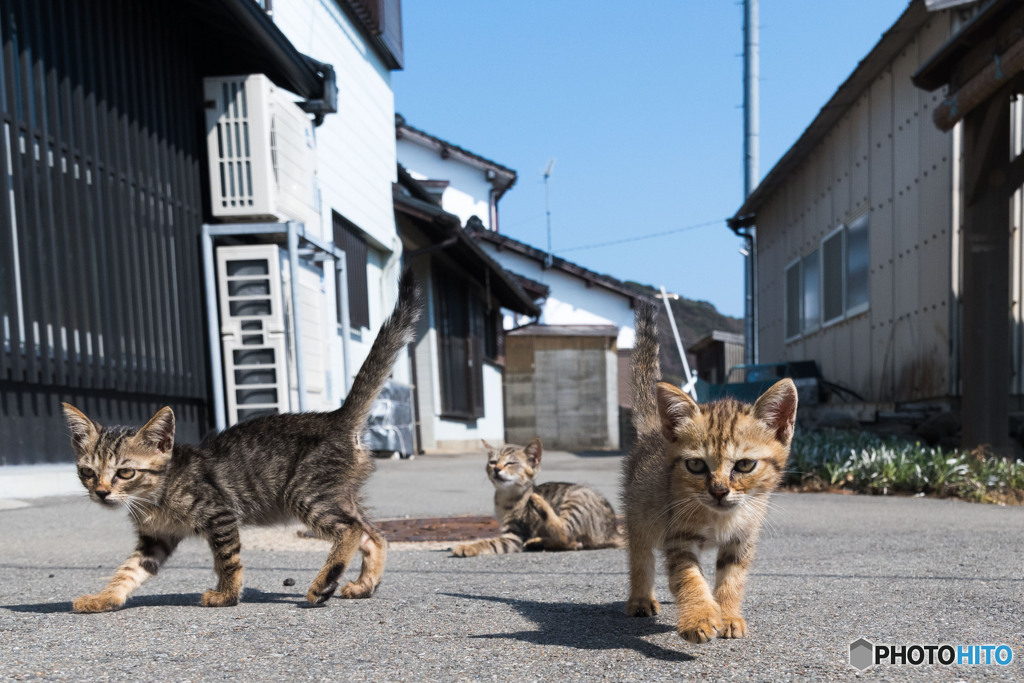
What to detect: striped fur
<box><xmin>621</xmin><ymin>303</ymin><xmax>798</xmax><ymax>643</ymax></box>
<box><xmin>64</xmin><ymin>271</ymin><xmax>421</xmax><ymax>612</ymax></box>
<box><xmin>452</xmin><ymin>438</ymin><xmax>623</xmax><ymax>557</ymax></box>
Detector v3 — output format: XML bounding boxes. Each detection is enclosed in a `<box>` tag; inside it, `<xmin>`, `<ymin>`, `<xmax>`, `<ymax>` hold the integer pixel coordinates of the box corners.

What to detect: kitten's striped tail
<box><xmin>630</xmin><ymin>300</ymin><xmax>661</xmax><ymax>437</ymax></box>
<box><xmin>336</xmin><ymin>269</ymin><xmax>421</xmax><ymax>442</ymax></box>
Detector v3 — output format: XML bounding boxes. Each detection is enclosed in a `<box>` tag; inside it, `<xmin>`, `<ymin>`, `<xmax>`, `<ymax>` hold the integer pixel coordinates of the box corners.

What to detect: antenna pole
<box><xmin>543</xmin><ymin>159</ymin><xmax>556</xmax><ymax>268</ymax></box>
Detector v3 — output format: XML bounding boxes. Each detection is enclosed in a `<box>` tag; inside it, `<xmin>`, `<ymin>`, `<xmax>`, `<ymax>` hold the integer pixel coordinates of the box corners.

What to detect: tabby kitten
<box><xmin>63</xmin><ymin>271</ymin><xmax>420</xmax><ymax>613</ymax></box>
<box><xmin>452</xmin><ymin>438</ymin><xmax>623</xmax><ymax>557</ymax></box>
<box><xmin>622</xmin><ymin>302</ymin><xmax>797</xmax><ymax>643</ymax></box>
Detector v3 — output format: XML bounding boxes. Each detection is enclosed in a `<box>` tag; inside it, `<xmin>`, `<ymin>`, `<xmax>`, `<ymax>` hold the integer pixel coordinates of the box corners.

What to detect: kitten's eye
<box><xmin>734</xmin><ymin>459</ymin><xmax>757</xmax><ymax>473</ymax></box>
<box><xmin>78</xmin><ymin>466</ymin><xmax>95</xmax><ymax>479</ymax></box>
<box><xmin>116</xmin><ymin>468</ymin><xmax>136</xmax><ymax>480</ymax></box>
<box><xmin>684</xmin><ymin>459</ymin><xmax>708</xmax><ymax>474</ymax></box>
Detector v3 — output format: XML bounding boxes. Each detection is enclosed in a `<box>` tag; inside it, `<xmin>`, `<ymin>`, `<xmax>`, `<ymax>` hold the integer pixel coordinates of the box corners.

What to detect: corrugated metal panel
<box><xmin>749</xmin><ymin>14</ymin><xmax>969</xmax><ymax>405</ymax></box>
<box><xmin>868</xmin><ymin>65</ymin><xmax>896</xmax><ymax>402</ymax></box>
<box><xmin>892</xmin><ymin>37</ymin><xmax>924</xmax><ymax>401</ymax></box>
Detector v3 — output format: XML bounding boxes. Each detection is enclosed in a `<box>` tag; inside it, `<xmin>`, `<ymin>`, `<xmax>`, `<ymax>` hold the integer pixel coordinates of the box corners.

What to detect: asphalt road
<box><xmin>1</xmin><ymin>450</ymin><xmax>1023</xmax><ymax>680</ymax></box>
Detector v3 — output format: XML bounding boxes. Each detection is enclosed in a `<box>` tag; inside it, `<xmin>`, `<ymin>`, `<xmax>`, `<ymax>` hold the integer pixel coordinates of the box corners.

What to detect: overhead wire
<box><xmin>557</xmin><ymin>217</ymin><xmax>726</xmax><ymax>253</ymax></box>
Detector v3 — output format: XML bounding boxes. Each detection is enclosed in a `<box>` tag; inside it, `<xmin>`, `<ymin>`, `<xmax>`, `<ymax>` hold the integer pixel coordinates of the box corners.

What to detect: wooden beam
<box><xmin>960</xmin><ymin>85</ymin><xmax>1012</xmax><ymax>454</ymax></box>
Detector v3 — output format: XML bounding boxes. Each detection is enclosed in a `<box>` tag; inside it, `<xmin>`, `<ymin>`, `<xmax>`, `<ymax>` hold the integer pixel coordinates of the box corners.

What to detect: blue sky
<box><xmin>393</xmin><ymin>1</ymin><xmax>909</xmax><ymax>318</ymax></box>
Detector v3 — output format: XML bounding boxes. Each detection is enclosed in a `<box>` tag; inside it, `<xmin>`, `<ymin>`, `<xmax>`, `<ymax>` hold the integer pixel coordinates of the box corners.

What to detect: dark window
<box><xmin>821</xmin><ymin>229</ymin><xmax>844</xmax><ymax>325</ymax></box>
<box><xmin>483</xmin><ymin>308</ymin><xmax>502</xmax><ymax>363</ymax></box>
<box><xmin>434</xmin><ymin>269</ymin><xmax>484</xmax><ymax>419</ymax></box>
<box><xmin>333</xmin><ymin>212</ymin><xmax>370</xmax><ymax>330</ymax></box>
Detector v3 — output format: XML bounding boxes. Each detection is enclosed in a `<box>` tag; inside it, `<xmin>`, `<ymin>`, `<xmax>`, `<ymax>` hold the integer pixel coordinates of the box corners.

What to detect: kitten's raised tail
<box><xmin>336</xmin><ymin>269</ymin><xmax>422</xmax><ymax>440</ymax></box>
<box><xmin>630</xmin><ymin>300</ymin><xmax>662</xmax><ymax>437</ymax></box>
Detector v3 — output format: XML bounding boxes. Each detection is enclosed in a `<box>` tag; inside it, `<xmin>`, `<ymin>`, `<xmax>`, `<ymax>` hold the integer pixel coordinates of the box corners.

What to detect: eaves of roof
<box><xmin>507</xmin><ymin>323</ymin><xmax>620</xmax><ymax>338</ymax></box>
<box><xmin>465</xmin><ymin>223</ymin><xmax>655</xmax><ymax>307</ymax></box>
<box><xmin>394</xmin><ymin>172</ymin><xmax>540</xmax><ymax>317</ymax></box>
<box><xmin>395</xmin><ymin>114</ymin><xmax>517</xmax><ymax>196</ymax></box>
<box><xmin>182</xmin><ymin>0</ymin><xmax>326</xmax><ymax>100</ymax></box>
<box><xmin>913</xmin><ymin>0</ymin><xmax>1010</xmax><ymax>90</ymax></box>
<box><xmin>731</xmin><ymin>0</ymin><xmax>931</xmax><ymax>222</ymax></box>
<box><xmin>690</xmin><ymin>330</ymin><xmax>745</xmax><ymax>352</ymax></box>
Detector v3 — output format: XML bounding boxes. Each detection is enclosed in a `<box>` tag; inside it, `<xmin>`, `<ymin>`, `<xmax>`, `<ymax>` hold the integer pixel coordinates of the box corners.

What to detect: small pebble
<box><xmin>283</xmin><ymin>578</ymin><xmax>295</xmax><ymax>587</ymax></box>
<box><xmin>48</xmin><ymin>574</ymin><xmax>54</xmax><ymax>578</ymax></box>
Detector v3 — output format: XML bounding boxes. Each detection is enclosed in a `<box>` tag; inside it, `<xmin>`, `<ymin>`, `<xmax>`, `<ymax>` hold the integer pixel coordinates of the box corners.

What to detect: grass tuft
<box><xmin>786</xmin><ymin>430</ymin><xmax>1024</xmax><ymax>504</ymax></box>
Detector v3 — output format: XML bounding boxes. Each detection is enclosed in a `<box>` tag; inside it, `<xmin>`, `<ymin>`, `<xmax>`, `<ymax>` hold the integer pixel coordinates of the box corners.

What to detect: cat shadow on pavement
<box><xmin>4</xmin><ymin>588</ymin><xmax>297</xmax><ymax>613</ymax></box>
<box><xmin>441</xmin><ymin>592</ymin><xmax>694</xmax><ymax>662</ymax></box>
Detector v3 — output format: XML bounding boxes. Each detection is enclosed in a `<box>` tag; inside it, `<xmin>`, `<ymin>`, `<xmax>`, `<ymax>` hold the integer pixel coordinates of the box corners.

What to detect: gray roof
<box><xmin>465</xmin><ymin>223</ymin><xmax>655</xmax><ymax>307</ymax></box>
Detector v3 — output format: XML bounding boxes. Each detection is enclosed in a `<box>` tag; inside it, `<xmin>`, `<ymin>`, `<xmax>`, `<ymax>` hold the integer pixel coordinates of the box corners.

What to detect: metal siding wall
<box><xmin>754</xmin><ymin>16</ymin><xmax>956</xmax><ymax>405</ymax></box>
<box><xmin>892</xmin><ymin>37</ymin><xmax>923</xmax><ymax>400</ymax></box>
<box><xmin>849</xmin><ymin>96</ymin><xmax>873</xmax><ymax>398</ymax></box>
<box><xmin>869</xmin><ymin>67</ymin><xmax>896</xmax><ymax>402</ymax></box>
<box><xmin>0</xmin><ymin>0</ymin><xmax>209</xmax><ymax>462</ymax></box>
<box><xmin>916</xmin><ymin>17</ymin><xmax>954</xmax><ymax>401</ymax></box>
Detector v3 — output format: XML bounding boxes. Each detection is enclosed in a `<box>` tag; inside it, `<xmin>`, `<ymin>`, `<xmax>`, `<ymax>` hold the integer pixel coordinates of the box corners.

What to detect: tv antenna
<box><xmin>543</xmin><ymin>158</ymin><xmax>556</xmax><ymax>268</ymax></box>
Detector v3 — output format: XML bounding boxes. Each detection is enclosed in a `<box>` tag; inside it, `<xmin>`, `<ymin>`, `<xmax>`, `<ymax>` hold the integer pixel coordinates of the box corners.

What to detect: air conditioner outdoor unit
<box><xmin>216</xmin><ymin>245</ymin><xmax>291</xmax><ymax>425</ymax></box>
<box><xmin>204</xmin><ymin>74</ymin><xmax>317</xmax><ymax>226</ymax></box>
<box><xmin>215</xmin><ymin>244</ymin><xmax>331</xmax><ymax>425</ymax></box>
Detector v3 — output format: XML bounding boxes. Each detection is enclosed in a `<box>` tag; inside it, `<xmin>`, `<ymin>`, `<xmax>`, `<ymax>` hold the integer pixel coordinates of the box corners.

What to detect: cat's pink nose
<box><xmin>710</xmin><ymin>487</ymin><xmax>729</xmax><ymax>501</ymax></box>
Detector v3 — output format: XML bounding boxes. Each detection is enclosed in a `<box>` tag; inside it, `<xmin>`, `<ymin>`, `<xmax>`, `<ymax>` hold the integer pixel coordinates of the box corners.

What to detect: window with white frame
<box><xmin>784</xmin><ymin>215</ymin><xmax>870</xmax><ymax>343</ymax></box>
<box><xmin>785</xmin><ymin>250</ymin><xmax>821</xmax><ymax>340</ymax></box>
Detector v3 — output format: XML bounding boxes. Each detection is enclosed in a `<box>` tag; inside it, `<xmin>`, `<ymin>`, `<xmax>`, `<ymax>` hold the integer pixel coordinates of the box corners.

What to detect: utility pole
<box><xmin>741</xmin><ymin>0</ymin><xmax>759</xmax><ymax>364</ymax></box>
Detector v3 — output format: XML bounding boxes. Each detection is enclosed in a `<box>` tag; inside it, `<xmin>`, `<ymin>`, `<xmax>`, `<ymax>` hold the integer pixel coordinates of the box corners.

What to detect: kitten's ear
<box><xmin>656</xmin><ymin>383</ymin><xmax>700</xmax><ymax>443</ymax></box>
<box><xmin>481</xmin><ymin>439</ymin><xmax>495</xmax><ymax>456</ymax></box>
<box><xmin>753</xmin><ymin>379</ymin><xmax>799</xmax><ymax>447</ymax></box>
<box><xmin>62</xmin><ymin>403</ymin><xmax>99</xmax><ymax>451</ymax></box>
<box><xmin>137</xmin><ymin>406</ymin><xmax>175</xmax><ymax>453</ymax></box>
<box><xmin>524</xmin><ymin>437</ymin><xmax>543</xmax><ymax>468</ymax></box>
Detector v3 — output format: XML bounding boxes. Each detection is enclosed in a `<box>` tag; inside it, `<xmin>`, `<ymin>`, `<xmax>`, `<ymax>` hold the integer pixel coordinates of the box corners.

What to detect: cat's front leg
<box><xmin>713</xmin><ymin>537</ymin><xmax>756</xmax><ymax>638</ymax></box>
<box><xmin>666</xmin><ymin>534</ymin><xmax>721</xmax><ymax>643</ymax></box>
<box><xmin>625</xmin><ymin>528</ymin><xmax>660</xmax><ymax>617</ymax></box>
<box><xmin>201</xmin><ymin>516</ymin><xmax>243</xmax><ymax>607</ymax></box>
<box><xmin>73</xmin><ymin>534</ymin><xmax>181</xmax><ymax>613</ymax></box>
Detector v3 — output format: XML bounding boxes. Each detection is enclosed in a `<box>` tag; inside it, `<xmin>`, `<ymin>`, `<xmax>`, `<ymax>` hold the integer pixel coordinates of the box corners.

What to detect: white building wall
<box><xmin>407</xmin><ymin>259</ymin><xmax>505</xmax><ymax>452</ymax></box>
<box><xmin>432</xmin><ymin>365</ymin><xmax>506</xmax><ymax>449</ymax></box>
<box><xmin>477</xmin><ymin>243</ymin><xmax>637</xmax><ymax>348</ymax></box>
<box><xmin>269</xmin><ymin>0</ymin><xmax>409</xmax><ymax>395</ymax></box>
<box><xmin>397</xmin><ymin>138</ymin><xmax>494</xmax><ymax>230</ymax></box>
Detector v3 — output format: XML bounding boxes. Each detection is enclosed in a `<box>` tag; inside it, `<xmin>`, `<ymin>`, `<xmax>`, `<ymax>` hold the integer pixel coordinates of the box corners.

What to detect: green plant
<box><xmin>786</xmin><ymin>429</ymin><xmax>1023</xmax><ymax>504</ymax></box>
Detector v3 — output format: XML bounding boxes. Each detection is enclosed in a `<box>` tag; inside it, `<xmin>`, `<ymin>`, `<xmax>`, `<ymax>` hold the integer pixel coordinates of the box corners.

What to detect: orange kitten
<box><xmin>621</xmin><ymin>302</ymin><xmax>797</xmax><ymax>643</ymax></box>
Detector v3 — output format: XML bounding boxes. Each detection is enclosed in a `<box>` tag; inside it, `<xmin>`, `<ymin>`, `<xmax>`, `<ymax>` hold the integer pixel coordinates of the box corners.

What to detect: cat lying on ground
<box><xmin>452</xmin><ymin>438</ymin><xmax>624</xmax><ymax>557</ymax></box>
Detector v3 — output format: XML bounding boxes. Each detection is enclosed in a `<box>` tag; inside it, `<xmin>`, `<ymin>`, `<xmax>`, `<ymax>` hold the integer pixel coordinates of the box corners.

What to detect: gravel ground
<box><xmin>1</xmin><ymin>450</ymin><xmax>1023</xmax><ymax>680</ymax></box>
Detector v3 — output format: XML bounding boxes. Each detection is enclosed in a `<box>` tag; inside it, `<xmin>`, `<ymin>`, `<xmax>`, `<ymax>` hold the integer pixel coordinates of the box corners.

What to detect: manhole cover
<box><xmin>379</xmin><ymin>516</ymin><xmax>499</xmax><ymax>543</ymax></box>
